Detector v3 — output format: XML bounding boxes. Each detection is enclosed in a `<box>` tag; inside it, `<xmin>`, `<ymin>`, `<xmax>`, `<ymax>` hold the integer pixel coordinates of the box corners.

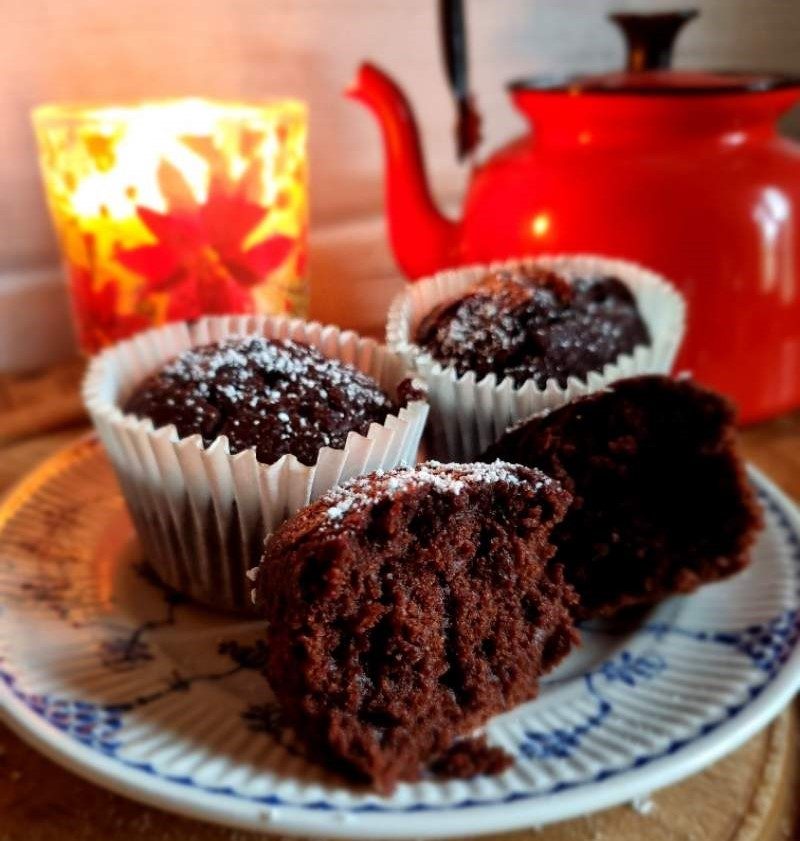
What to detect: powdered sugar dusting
<box><xmin>414</xmin><ymin>267</ymin><xmax>650</xmax><ymax>389</ymax></box>
<box><xmin>124</xmin><ymin>336</ymin><xmax>397</xmax><ymax>466</ymax></box>
<box><xmin>320</xmin><ymin>460</ymin><xmax>552</xmax><ymax>526</ymax></box>
<box><xmin>159</xmin><ymin>337</ymin><xmax>387</xmax><ymax>411</ymax></box>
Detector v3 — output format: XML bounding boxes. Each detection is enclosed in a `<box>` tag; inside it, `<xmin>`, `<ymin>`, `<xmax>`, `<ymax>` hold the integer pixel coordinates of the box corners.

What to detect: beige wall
<box><xmin>1</xmin><ymin>0</ymin><xmax>800</xmax><ymax>365</ymax></box>
<box><xmin>4</xmin><ymin>0</ymin><xmax>800</xmax><ymax>270</ymax></box>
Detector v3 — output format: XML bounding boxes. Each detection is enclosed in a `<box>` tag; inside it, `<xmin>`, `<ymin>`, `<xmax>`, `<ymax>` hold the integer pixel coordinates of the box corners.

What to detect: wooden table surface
<box><xmin>0</xmin><ymin>367</ymin><xmax>799</xmax><ymax>841</ymax></box>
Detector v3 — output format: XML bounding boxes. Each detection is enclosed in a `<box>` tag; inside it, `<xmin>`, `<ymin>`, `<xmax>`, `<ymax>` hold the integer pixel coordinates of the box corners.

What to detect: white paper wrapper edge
<box><xmin>83</xmin><ymin>314</ymin><xmax>429</xmax><ymax>613</ymax></box>
<box><xmin>386</xmin><ymin>254</ymin><xmax>686</xmax><ymax>460</ymax></box>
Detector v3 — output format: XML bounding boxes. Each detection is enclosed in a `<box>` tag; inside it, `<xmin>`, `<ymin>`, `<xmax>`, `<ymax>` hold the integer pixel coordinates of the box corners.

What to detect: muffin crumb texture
<box><xmin>258</xmin><ymin>461</ymin><xmax>578</xmax><ymax>792</ymax></box>
<box><xmin>415</xmin><ymin>266</ymin><xmax>650</xmax><ymax>388</ymax></box>
<box><xmin>430</xmin><ymin>735</ymin><xmax>513</xmax><ymax>779</ymax></box>
<box><xmin>124</xmin><ymin>336</ymin><xmax>398</xmax><ymax>465</ymax></box>
<box><xmin>483</xmin><ymin>375</ymin><xmax>762</xmax><ymax>617</ymax></box>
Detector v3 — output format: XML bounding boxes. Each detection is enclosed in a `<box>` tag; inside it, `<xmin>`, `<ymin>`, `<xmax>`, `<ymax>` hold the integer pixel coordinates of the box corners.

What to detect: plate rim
<box><xmin>1</xmin><ymin>437</ymin><xmax>800</xmax><ymax>839</ymax></box>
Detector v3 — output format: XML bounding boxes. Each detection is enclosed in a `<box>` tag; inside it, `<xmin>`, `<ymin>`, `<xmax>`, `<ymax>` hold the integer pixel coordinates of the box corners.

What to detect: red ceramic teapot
<box><xmin>348</xmin><ymin>11</ymin><xmax>800</xmax><ymax>423</ymax></box>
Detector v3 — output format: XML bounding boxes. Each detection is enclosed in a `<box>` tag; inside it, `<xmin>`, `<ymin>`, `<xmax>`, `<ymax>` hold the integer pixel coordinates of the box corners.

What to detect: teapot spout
<box><xmin>347</xmin><ymin>63</ymin><xmax>460</xmax><ymax>278</ymax></box>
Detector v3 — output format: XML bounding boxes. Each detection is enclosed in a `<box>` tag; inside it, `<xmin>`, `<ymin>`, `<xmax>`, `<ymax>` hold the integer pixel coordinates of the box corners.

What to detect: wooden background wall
<box><xmin>2</xmin><ymin>0</ymin><xmax>800</xmax><ymax>367</ymax></box>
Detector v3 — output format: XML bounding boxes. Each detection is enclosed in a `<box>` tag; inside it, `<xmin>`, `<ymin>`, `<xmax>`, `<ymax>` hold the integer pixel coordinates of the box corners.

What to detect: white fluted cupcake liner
<box><xmin>83</xmin><ymin>314</ymin><xmax>429</xmax><ymax>613</ymax></box>
<box><xmin>387</xmin><ymin>254</ymin><xmax>685</xmax><ymax>461</ymax></box>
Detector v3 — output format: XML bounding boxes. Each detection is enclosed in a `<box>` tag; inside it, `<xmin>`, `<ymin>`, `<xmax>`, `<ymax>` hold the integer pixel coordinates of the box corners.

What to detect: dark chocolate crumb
<box><xmin>430</xmin><ymin>735</ymin><xmax>513</xmax><ymax>779</ymax></box>
<box><xmin>259</xmin><ymin>460</ymin><xmax>577</xmax><ymax>792</ymax></box>
<box><xmin>483</xmin><ymin>375</ymin><xmax>762</xmax><ymax>617</ymax></box>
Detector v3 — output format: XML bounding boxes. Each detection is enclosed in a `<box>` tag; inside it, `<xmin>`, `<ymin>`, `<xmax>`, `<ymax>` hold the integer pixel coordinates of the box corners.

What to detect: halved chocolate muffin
<box><xmin>256</xmin><ymin>461</ymin><xmax>577</xmax><ymax>791</ymax></box>
<box><xmin>124</xmin><ymin>335</ymin><xmax>409</xmax><ymax>466</ymax></box>
<box><xmin>414</xmin><ymin>265</ymin><xmax>650</xmax><ymax>388</ymax></box>
<box><xmin>482</xmin><ymin>375</ymin><xmax>762</xmax><ymax>618</ymax></box>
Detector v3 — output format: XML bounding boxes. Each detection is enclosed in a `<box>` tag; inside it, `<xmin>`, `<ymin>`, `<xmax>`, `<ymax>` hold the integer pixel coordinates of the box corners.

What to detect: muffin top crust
<box><xmin>285</xmin><ymin>459</ymin><xmax>554</xmax><ymax>538</ymax></box>
<box><xmin>414</xmin><ymin>265</ymin><xmax>650</xmax><ymax>388</ymax></box>
<box><xmin>124</xmin><ymin>336</ymin><xmax>402</xmax><ymax>466</ymax></box>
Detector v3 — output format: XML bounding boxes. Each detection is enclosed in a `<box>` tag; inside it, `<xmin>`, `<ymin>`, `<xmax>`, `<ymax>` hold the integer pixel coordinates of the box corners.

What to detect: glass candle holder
<box><xmin>33</xmin><ymin>98</ymin><xmax>308</xmax><ymax>353</ymax></box>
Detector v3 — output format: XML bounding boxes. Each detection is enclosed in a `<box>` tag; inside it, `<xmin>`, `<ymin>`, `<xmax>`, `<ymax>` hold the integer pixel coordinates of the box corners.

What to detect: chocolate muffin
<box><xmin>483</xmin><ymin>375</ymin><xmax>762</xmax><ymax>618</ymax></box>
<box><xmin>257</xmin><ymin>461</ymin><xmax>577</xmax><ymax>792</ymax></box>
<box><xmin>414</xmin><ymin>265</ymin><xmax>650</xmax><ymax>388</ymax></box>
<box><xmin>124</xmin><ymin>336</ymin><xmax>405</xmax><ymax>466</ymax></box>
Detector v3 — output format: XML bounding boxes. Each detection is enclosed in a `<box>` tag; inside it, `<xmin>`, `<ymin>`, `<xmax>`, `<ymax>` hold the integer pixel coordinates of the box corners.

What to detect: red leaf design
<box><xmin>70</xmin><ymin>264</ymin><xmax>152</xmax><ymax>352</ymax></box>
<box><xmin>157</xmin><ymin>160</ymin><xmax>198</xmax><ymax>212</ymax></box>
<box><xmin>136</xmin><ymin>207</ymin><xmax>199</xmax><ymax>247</ymax></box>
<box><xmin>116</xmin><ymin>243</ymin><xmax>182</xmax><ymax>290</ymax></box>
<box><xmin>242</xmin><ymin>235</ymin><xmax>294</xmax><ymax>278</ymax></box>
<box><xmin>116</xmin><ymin>151</ymin><xmax>297</xmax><ymax>320</ymax></box>
<box><xmin>237</xmin><ymin>158</ymin><xmax>264</xmax><ymax>203</ymax></box>
<box><xmin>200</xmin><ymin>191</ymin><xmax>267</xmax><ymax>251</ymax></box>
<box><xmin>180</xmin><ymin>135</ymin><xmax>227</xmax><ymax>173</ymax></box>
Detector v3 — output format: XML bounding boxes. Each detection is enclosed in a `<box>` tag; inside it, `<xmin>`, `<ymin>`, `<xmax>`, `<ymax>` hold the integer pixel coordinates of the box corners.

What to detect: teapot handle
<box><xmin>439</xmin><ymin>0</ymin><xmax>482</xmax><ymax>161</ymax></box>
<box><xmin>609</xmin><ymin>9</ymin><xmax>698</xmax><ymax>72</ymax></box>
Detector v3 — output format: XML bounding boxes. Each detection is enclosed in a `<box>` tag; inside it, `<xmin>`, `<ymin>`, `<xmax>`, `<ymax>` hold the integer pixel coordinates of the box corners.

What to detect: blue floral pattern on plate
<box><xmin>1</xmin><ymin>439</ymin><xmax>799</xmax><ymax>836</ymax></box>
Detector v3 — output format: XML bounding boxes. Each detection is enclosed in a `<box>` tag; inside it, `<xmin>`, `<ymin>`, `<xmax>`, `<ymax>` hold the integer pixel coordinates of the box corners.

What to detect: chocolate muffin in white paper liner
<box><xmin>386</xmin><ymin>254</ymin><xmax>685</xmax><ymax>461</ymax></box>
<box><xmin>83</xmin><ymin>314</ymin><xmax>429</xmax><ymax>613</ymax></box>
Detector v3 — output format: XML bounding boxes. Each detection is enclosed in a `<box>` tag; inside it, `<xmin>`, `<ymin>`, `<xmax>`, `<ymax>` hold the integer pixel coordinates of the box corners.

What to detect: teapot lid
<box><xmin>510</xmin><ymin>70</ymin><xmax>800</xmax><ymax>96</ymax></box>
<box><xmin>510</xmin><ymin>10</ymin><xmax>800</xmax><ymax>96</ymax></box>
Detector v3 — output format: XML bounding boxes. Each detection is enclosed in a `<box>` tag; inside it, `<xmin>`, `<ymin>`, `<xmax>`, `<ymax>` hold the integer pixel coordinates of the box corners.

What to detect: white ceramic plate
<box><xmin>1</xmin><ymin>437</ymin><xmax>799</xmax><ymax>839</ymax></box>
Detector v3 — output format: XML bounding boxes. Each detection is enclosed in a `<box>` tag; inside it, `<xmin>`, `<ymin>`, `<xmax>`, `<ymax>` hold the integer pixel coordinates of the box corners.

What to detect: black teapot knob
<box><xmin>610</xmin><ymin>9</ymin><xmax>698</xmax><ymax>71</ymax></box>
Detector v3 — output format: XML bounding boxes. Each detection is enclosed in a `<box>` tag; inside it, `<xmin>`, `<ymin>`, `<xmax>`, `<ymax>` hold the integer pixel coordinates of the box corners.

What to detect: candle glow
<box><xmin>33</xmin><ymin>98</ymin><xmax>308</xmax><ymax>352</ymax></box>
